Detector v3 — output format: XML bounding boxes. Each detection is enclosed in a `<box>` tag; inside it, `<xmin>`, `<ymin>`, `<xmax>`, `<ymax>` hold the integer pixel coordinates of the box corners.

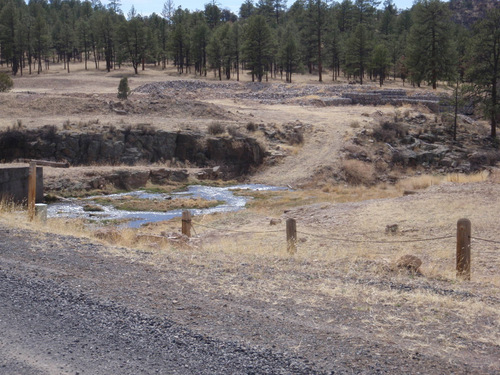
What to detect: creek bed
<box><xmin>47</xmin><ymin>184</ymin><xmax>285</xmax><ymax>228</ymax></box>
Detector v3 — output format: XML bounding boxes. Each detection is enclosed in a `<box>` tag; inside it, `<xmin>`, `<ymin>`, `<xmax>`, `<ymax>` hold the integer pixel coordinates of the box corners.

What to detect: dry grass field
<box><xmin>1</xmin><ymin>62</ymin><xmax>499</xmax><ymax>373</ymax></box>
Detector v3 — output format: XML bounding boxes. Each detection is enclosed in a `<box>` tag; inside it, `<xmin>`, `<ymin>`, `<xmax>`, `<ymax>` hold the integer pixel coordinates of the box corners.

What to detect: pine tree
<box><xmin>279</xmin><ymin>22</ymin><xmax>300</xmax><ymax>83</ymax></box>
<box><xmin>207</xmin><ymin>24</ymin><xmax>224</xmax><ymax>80</ymax></box>
<box><xmin>0</xmin><ymin>0</ymin><xmax>20</xmax><ymax>75</ymax></box>
<box><xmin>466</xmin><ymin>9</ymin><xmax>500</xmax><ymax>138</ymax></box>
<box><xmin>406</xmin><ymin>0</ymin><xmax>456</xmax><ymax>89</ymax></box>
<box><xmin>242</xmin><ymin>15</ymin><xmax>273</xmax><ymax>82</ymax></box>
<box><xmin>117</xmin><ymin>76</ymin><xmax>130</xmax><ymax>99</ymax></box>
<box><xmin>345</xmin><ymin>23</ymin><xmax>370</xmax><ymax>84</ymax></box>
<box><xmin>371</xmin><ymin>43</ymin><xmax>390</xmax><ymax>86</ymax></box>
<box><xmin>120</xmin><ymin>14</ymin><xmax>146</xmax><ymax>74</ymax></box>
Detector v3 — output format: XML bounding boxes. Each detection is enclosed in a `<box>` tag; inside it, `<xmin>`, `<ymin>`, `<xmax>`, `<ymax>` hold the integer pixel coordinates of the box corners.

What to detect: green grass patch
<box><xmin>91</xmin><ymin>197</ymin><xmax>222</xmax><ymax>212</ymax></box>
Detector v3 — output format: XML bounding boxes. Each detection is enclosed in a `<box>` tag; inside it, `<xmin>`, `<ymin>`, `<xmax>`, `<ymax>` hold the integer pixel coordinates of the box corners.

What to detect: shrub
<box><xmin>227</xmin><ymin>125</ymin><xmax>243</xmax><ymax>137</ymax></box>
<box><xmin>372</xmin><ymin>121</ymin><xmax>407</xmax><ymax>143</ymax></box>
<box><xmin>341</xmin><ymin>159</ymin><xmax>376</xmax><ymax>185</ymax></box>
<box><xmin>117</xmin><ymin>77</ymin><xmax>130</xmax><ymax>100</ymax></box>
<box><xmin>0</xmin><ymin>72</ymin><xmax>13</xmax><ymax>92</ymax></box>
<box><xmin>350</xmin><ymin>120</ymin><xmax>360</xmax><ymax>128</ymax></box>
<box><xmin>246</xmin><ymin>122</ymin><xmax>257</xmax><ymax>132</ymax></box>
<box><xmin>208</xmin><ymin>122</ymin><xmax>225</xmax><ymax>135</ymax></box>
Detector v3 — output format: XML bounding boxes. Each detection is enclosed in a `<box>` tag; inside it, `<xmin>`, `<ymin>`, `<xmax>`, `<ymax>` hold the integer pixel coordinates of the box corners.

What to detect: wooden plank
<box><xmin>19</xmin><ymin>159</ymin><xmax>69</xmax><ymax>168</ymax></box>
<box><xmin>28</xmin><ymin>162</ymin><xmax>37</xmax><ymax>221</ymax></box>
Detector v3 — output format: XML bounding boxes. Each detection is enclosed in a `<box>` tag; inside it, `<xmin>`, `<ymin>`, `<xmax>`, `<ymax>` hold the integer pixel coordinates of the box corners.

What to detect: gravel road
<box><xmin>0</xmin><ymin>228</ymin><xmax>321</xmax><ymax>374</ymax></box>
<box><xmin>0</xmin><ymin>270</ymin><xmax>321</xmax><ymax>375</ymax></box>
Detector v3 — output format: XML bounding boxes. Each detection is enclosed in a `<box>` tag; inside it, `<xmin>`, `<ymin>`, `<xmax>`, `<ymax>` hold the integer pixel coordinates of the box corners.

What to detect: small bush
<box><xmin>372</xmin><ymin>121</ymin><xmax>407</xmax><ymax>143</ymax></box>
<box><xmin>227</xmin><ymin>125</ymin><xmax>243</xmax><ymax>137</ymax></box>
<box><xmin>208</xmin><ymin>122</ymin><xmax>225</xmax><ymax>135</ymax></box>
<box><xmin>341</xmin><ymin>159</ymin><xmax>376</xmax><ymax>185</ymax></box>
<box><xmin>246</xmin><ymin>122</ymin><xmax>258</xmax><ymax>132</ymax></box>
<box><xmin>117</xmin><ymin>77</ymin><xmax>130</xmax><ymax>100</ymax></box>
<box><xmin>0</xmin><ymin>72</ymin><xmax>13</xmax><ymax>92</ymax></box>
<box><xmin>287</xmin><ymin>130</ymin><xmax>304</xmax><ymax>145</ymax></box>
<box><xmin>12</xmin><ymin>119</ymin><xmax>23</xmax><ymax>129</ymax></box>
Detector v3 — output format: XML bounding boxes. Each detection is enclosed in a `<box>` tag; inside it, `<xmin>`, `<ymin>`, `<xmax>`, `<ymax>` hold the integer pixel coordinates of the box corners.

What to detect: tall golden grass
<box><xmin>396</xmin><ymin>170</ymin><xmax>490</xmax><ymax>191</ymax></box>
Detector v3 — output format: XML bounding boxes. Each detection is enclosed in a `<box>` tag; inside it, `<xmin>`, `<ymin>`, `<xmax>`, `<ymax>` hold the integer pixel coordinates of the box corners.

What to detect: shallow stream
<box><xmin>48</xmin><ymin>184</ymin><xmax>285</xmax><ymax>228</ymax></box>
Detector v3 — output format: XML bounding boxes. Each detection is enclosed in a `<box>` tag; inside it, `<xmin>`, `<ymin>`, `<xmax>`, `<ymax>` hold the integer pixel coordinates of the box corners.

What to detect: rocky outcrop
<box><xmin>0</xmin><ymin>126</ymin><xmax>264</xmax><ymax>177</ymax></box>
<box><xmin>44</xmin><ymin>168</ymin><xmax>191</xmax><ymax>193</ymax></box>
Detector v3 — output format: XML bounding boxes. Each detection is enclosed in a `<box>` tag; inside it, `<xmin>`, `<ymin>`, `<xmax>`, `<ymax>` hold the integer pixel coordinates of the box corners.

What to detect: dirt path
<box><xmin>205</xmin><ymin>98</ymin><xmax>395</xmax><ymax>186</ymax></box>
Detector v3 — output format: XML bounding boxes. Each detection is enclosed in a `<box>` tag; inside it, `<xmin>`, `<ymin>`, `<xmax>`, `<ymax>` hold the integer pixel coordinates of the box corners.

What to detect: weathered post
<box><xmin>286</xmin><ymin>218</ymin><xmax>297</xmax><ymax>255</ymax></box>
<box><xmin>182</xmin><ymin>210</ymin><xmax>192</xmax><ymax>237</ymax></box>
<box><xmin>456</xmin><ymin>218</ymin><xmax>471</xmax><ymax>280</ymax></box>
<box><xmin>28</xmin><ymin>161</ymin><xmax>37</xmax><ymax>221</ymax></box>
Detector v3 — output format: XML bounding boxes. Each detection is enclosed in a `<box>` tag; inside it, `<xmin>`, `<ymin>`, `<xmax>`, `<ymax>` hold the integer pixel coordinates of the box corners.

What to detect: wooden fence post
<box><xmin>28</xmin><ymin>161</ymin><xmax>37</xmax><ymax>221</ymax></box>
<box><xmin>286</xmin><ymin>218</ymin><xmax>297</xmax><ymax>255</ymax></box>
<box><xmin>456</xmin><ymin>218</ymin><xmax>471</xmax><ymax>280</ymax></box>
<box><xmin>182</xmin><ymin>210</ymin><xmax>192</xmax><ymax>237</ymax></box>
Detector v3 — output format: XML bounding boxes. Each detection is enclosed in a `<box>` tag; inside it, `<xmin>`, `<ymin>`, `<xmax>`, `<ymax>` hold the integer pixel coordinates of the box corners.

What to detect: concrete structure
<box><xmin>0</xmin><ymin>166</ymin><xmax>43</xmax><ymax>203</ymax></box>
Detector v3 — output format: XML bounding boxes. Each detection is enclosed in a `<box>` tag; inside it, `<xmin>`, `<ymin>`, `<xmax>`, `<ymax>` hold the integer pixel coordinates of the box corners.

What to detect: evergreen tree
<box><xmin>306</xmin><ymin>0</ymin><xmax>327</xmax><ymax>82</ymax></box>
<box><xmin>204</xmin><ymin>2</ymin><xmax>221</xmax><ymax>29</ymax></box>
<box><xmin>239</xmin><ymin>0</ymin><xmax>255</xmax><ymax>20</ymax></box>
<box><xmin>32</xmin><ymin>5</ymin><xmax>49</xmax><ymax>74</ymax></box>
<box><xmin>466</xmin><ymin>9</ymin><xmax>500</xmax><ymax>138</ymax></box>
<box><xmin>120</xmin><ymin>14</ymin><xmax>146</xmax><ymax>74</ymax></box>
<box><xmin>345</xmin><ymin>23</ymin><xmax>370</xmax><ymax>84</ymax></box>
<box><xmin>229</xmin><ymin>22</ymin><xmax>241</xmax><ymax>81</ymax></box>
<box><xmin>107</xmin><ymin>0</ymin><xmax>121</xmax><ymax>14</ymax></box>
<box><xmin>207</xmin><ymin>23</ymin><xmax>224</xmax><ymax>80</ymax></box>
<box><xmin>242</xmin><ymin>15</ymin><xmax>273</xmax><ymax>82</ymax></box>
<box><xmin>371</xmin><ymin>43</ymin><xmax>390</xmax><ymax>86</ymax></box>
<box><xmin>324</xmin><ymin>14</ymin><xmax>341</xmax><ymax>81</ymax></box>
<box><xmin>279</xmin><ymin>22</ymin><xmax>299</xmax><ymax>82</ymax></box>
<box><xmin>191</xmin><ymin>21</ymin><xmax>210</xmax><ymax>76</ymax></box>
<box><xmin>117</xmin><ymin>76</ymin><xmax>130</xmax><ymax>99</ymax></box>
<box><xmin>406</xmin><ymin>0</ymin><xmax>457</xmax><ymax>89</ymax></box>
<box><xmin>0</xmin><ymin>0</ymin><xmax>20</xmax><ymax>75</ymax></box>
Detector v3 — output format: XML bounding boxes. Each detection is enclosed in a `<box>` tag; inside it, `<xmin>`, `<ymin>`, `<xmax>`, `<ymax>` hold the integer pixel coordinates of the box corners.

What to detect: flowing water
<box><xmin>47</xmin><ymin>184</ymin><xmax>286</xmax><ymax>228</ymax></box>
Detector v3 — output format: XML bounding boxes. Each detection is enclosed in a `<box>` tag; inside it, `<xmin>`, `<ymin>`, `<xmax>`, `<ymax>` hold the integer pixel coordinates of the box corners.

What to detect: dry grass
<box><xmin>91</xmin><ymin>196</ymin><xmax>221</xmax><ymax>212</ymax></box>
<box><xmin>341</xmin><ymin>159</ymin><xmax>377</xmax><ymax>185</ymax></box>
<box><xmin>396</xmin><ymin>170</ymin><xmax>490</xmax><ymax>191</ymax></box>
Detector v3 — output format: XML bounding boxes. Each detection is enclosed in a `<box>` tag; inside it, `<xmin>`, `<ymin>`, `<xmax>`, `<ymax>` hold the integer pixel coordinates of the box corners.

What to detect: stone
<box><xmin>150</xmin><ymin>169</ymin><xmax>172</xmax><ymax>184</ymax></box>
<box><xmin>385</xmin><ymin>224</ymin><xmax>399</xmax><ymax>234</ymax></box>
<box><xmin>113</xmin><ymin>170</ymin><xmax>150</xmax><ymax>190</ymax></box>
<box><xmin>270</xmin><ymin>218</ymin><xmax>282</xmax><ymax>226</ymax></box>
<box><xmin>170</xmin><ymin>170</ymin><xmax>189</xmax><ymax>182</ymax></box>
